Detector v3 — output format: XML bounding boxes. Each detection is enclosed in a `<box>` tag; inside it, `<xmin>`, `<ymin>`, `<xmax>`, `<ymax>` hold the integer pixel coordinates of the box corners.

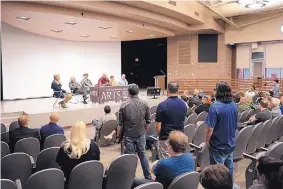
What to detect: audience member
<box><xmin>238</xmin><ymin>97</ymin><xmax>252</xmax><ymax>113</ymax></box>
<box><xmin>250</xmin><ymin>156</ymin><xmax>283</xmax><ymax>189</ymax></box>
<box><xmin>51</xmin><ymin>74</ymin><xmax>72</xmax><ymax>108</ymax></box>
<box><xmin>9</xmin><ymin>114</ymin><xmax>40</xmax><ymax>152</ymax></box>
<box><xmin>92</xmin><ymin>105</ymin><xmax>117</xmax><ymax>140</ymax></box>
<box><xmin>98</xmin><ymin>73</ymin><xmax>110</xmax><ymax>86</ymax></box>
<box><xmin>109</xmin><ymin>75</ymin><xmax>117</xmax><ymax>86</ymax></box>
<box><xmin>200</xmin><ymin>164</ymin><xmax>240</xmax><ymax>189</ymax></box>
<box><xmin>245</xmin><ymin>86</ymin><xmax>256</xmax><ymax>99</ymax></box>
<box><xmin>205</xmin><ymin>81</ymin><xmax>237</xmax><ymax>176</ymax></box>
<box><xmin>132</xmin><ymin>131</ymin><xmax>195</xmax><ymax>189</ymax></box>
<box><xmin>210</xmin><ymin>90</ymin><xmax>216</xmax><ymax>103</ymax></box>
<box><xmin>269</xmin><ymin>97</ymin><xmax>282</xmax><ymax>118</ymax></box>
<box><xmin>69</xmin><ymin>76</ymin><xmax>88</xmax><ymax>104</ymax></box>
<box><xmin>81</xmin><ymin>73</ymin><xmax>93</xmax><ymax>93</ymax></box>
<box><xmin>117</xmin><ymin>84</ymin><xmax>151</xmax><ymax>179</ymax></box>
<box><xmin>155</xmin><ymin>81</ymin><xmax>187</xmax><ymax>159</ymax></box>
<box><xmin>271</xmin><ymin>79</ymin><xmax>280</xmax><ymax>98</ymax></box>
<box><xmin>40</xmin><ymin>112</ymin><xmax>64</xmax><ymax>147</ymax></box>
<box><xmin>233</xmin><ymin>93</ymin><xmax>241</xmax><ymax>104</ymax></box>
<box><xmin>192</xmin><ymin>89</ymin><xmax>201</xmax><ymax>106</ymax></box>
<box><xmin>248</xmin><ymin>100</ymin><xmax>272</xmax><ymax>125</ymax></box>
<box><xmin>118</xmin><ymin>74</ymin><xmax>128</xmax><ymax>86</ymax></box>
<box><xmin>280</xmin><ymin>96</ymin><xmax>283</xmax><ymax>114</ymax></box>
<box><xmin>56</xmin><ymin>121</ymin><xmax>100</xmax><ymax>183</ymax></box>
<box><xmin>183</xmin><ymin>86</ymin><xmax>191</xmax><ymax>97</ymax></box>
<box><xmin>195</xmin><ymin>96</ymin><xmax>210</xmax><ymax>115</ymax></box>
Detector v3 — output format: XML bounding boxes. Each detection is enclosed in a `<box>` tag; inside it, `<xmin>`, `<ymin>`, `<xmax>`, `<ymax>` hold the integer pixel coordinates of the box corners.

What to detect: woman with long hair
<box><xmin>56</xmin><ymin>121</ymin><xmax>100</xmax><ymax>182</ymax></box>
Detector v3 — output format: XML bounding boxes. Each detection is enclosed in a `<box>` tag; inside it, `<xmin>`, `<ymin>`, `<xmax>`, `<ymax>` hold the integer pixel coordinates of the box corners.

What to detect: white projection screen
<box><xmin>2</xmin><ymin>23</ymin><xmax>121</xmax><ymax>100</ymax></box>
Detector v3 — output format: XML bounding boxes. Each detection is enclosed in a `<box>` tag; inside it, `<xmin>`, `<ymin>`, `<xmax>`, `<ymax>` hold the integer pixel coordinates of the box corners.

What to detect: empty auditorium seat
<box><xmin>0</xmin><ymin>179</ymin><xmax>17</xmax><ymax>189</ymax></box>
<box><xmin>1</xmin><ymin>131</ymin><xmax>9</xmax><ymax>144</ymax></box>
<box><xmin>134</xmin><ymin>182</ymin><xmax>163</xmax><ymax>189</ymax></box>
<box><xmin>43</xmin><ymin>134</ymin><xmax>66</xmax><ymax>149</ymax></box>
<box><xmin>168</xmin><ymin>172</ymin><xmax>199</xmax><ymax>189</ymax></box>
<box><xmin>185</xmin><ymin>113</ymin><xmax>197</xmax><ymax>125</ymax></box>
<box><xmin>233</xmin><ymin>126</ymin><xmax>253</xmax><ymax>160</ymax></box>
<box><xmin>15</xmin><ymin>137</ymin><xmax>40</xmax><ymax>164</ymax></box>
<box><xmin>95</xmin><ymin>120</ymin><xmax>117</xmax><ymax>146</ymax></box>
<box><xmin>265</xmin><ymin>116</ymin><xmax>280</xmax><ymax>145</ymax></box>
<box><xmin>184</xmin><ymin>124</ymin><xmax>197</xmax><ymax>147</ymax></box>
<box><xmin>36</xmin><ymin>147</ymin><xmax>60</xmax><ymax>172</ymax></box>
<box><xmin>9</xmin><ymin>121</ymin><xmax>20</xmax><ymax>131</ymax></box>
<box><xmin>246</xmin><ymin>123</ymin><xmax>264</xmax><ymax>154</ymax></box>
<box><xmin>192</xmin><ymin>122</ymin><xmax>207</xmax><ymax>146</ymax></box>
<box><xmin>1</xmin><ymin>141</ymin><xmax>10</xmax><ymax>158</ymax></box>
<box><xmin>1</xmin><ymin>123</ymin><xmax>7</xmax><ymax>133</ymax></box>
<box><xmin>256</xmin><ymin>120</ymin><xmax>272</xmax><ymax>149</ymax></box>
<box><xmin>196</xmin><ymin>111</ymin><xmax>207</xmax><ymax>123</ymax></box>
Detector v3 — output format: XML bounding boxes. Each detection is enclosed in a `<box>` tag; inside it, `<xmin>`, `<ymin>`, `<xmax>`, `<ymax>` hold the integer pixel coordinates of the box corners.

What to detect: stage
<box><xmin>1</xmin><ymin>90</ymin><xmax>167</xmax><ymax>128</ymax></box>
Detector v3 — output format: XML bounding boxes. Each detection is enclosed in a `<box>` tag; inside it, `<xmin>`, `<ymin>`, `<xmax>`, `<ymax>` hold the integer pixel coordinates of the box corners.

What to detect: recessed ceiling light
<box><xmin>149</xmin><ymin>34</ymin><xmax>154</xmax><ymax>37</ymax></box>
<box><xmin>280</xmin><ymin>25</ymin><xmax>283</xmax><ymax>33</ymax></box>
<box><xmin>110</xmin><ymin>36</ymin><xmax>117</xmax><ymax>39</ymax></box>
<box><xmin>16</xmin><ymin>16</ymin><xmax>30</xmax><ymax>21</ymax></box>
<box><xmin>50</xmin><ymin>29</ymin><xmax>63</xmax><ymax>33</ymax></box>
<box><xmin>99</xmin><ymin>26</ymin><xmax>112</xmax><ymax>30</ymax></box>
<box><xmin>80</xmin><ymin>34</ymin><xmax>90</xmax><ymax>38</ymax></box>
<box><xmin>65</xmin><ymin>21</ymin><xmax>78</xmax><ymax>26</ymax></box>
<box><xmin>245</xmin><ymin>3</ymin><xmax>265</xmax><ymax>8</ymax></box>
<box><xmin>237</xmin><ymin>0</ymin><xmax>253</xmax><ymax>4</ymax></box>
<box><xmin>127</xmin><ymin>30</ymin><xmax>133</xmax><ymax>33</ymax></box>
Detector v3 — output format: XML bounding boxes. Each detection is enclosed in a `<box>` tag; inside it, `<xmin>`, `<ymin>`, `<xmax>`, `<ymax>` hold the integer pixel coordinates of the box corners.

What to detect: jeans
<box><xmin>124</xmin><ymin>135</ymin><xmax>151</xmax><ymax>179</ymax></box>
<box><xmin>209</xmin><ymin>147</ymin><xmax>234</xmax><ymax>177</ymax></box>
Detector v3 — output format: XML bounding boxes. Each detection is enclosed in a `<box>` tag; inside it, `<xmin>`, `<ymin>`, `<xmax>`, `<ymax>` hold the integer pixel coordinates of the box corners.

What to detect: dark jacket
<box><xmin>9</xmin><ymin>126</ymin><xmax>40</xmax><ymax>152</ymax></box>
<box><xmin>51</xmin><ymin>80</ymin><xmax>66</xmax><ymax>98</ymax></box>
<box><xmin>195</xmin><ymin>104</ymin><xmax>210</xmax><ymax>115</ymax></box>
<box><xmin>40</xmin><ymin>123</ymin><xmax>64</xmax><ymax>147</ymax></box>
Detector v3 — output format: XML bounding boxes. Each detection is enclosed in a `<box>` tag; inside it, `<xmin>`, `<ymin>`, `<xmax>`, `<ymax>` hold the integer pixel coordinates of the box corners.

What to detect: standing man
<box><xmin>271</xmin><ymin>79</ymin><xmax>280</xmax><ymax>98</ymax></box>
<box><xmin>97</xmin><ymin>73</ymin><xmax>110</xmax><ymax>86</ymax></box>
<box><xmin>118</xmin><ymin>74</ymin><xmax>128</xmax><ymax>86</ymax></box>
<box><xmin>69</xmin><ymin>76</ymin><xmax>88</xmax><ymax>104</ymax></box>
<box><xmin>81</xmin><ymin>73</ymin><xmax>93</xmax><ymax>93</ymax></box>
<box><xmin>117</xmin><ymin>84</ymin><xmax>151</xmax><ymax>179</ymax></box>
<box><xmin>205</xmin><ymin>82</ymin><xmax>238</xmax><ymax>176</ymax></box>
<box><xmin>155</xmin><ymin>81</ymin><xmax>187</xmax><ymax>159</ymax></box>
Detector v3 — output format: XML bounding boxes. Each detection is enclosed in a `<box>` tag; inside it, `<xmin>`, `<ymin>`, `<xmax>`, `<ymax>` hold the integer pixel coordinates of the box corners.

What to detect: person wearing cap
<box><xmin>117</xmin><ymin>84</ymin><xmax>152</xmax><ymax>179</ymax></box>
<box><xmin>98</xmin><ymin>73</ymin><xmax>110</xmax><ymax>86</ymax></box>
<box><xmin>81</xmin><ymin>73</ymin><xmax>93</xmax><ymax>93</ymax></box>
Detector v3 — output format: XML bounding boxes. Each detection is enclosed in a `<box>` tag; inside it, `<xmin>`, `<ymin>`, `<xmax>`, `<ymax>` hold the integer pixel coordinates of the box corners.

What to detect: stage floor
<box><xmin>1</xmin><ymin>90</ymin><xmax>167</xmax><ymax>127</ymax></box>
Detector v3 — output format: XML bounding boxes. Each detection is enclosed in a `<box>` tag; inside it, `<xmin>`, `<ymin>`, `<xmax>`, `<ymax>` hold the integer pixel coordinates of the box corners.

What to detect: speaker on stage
<box><xmin>147</xmin><ymin>87</ymin><xmax>161</xmax><ymax>99</ymax></box>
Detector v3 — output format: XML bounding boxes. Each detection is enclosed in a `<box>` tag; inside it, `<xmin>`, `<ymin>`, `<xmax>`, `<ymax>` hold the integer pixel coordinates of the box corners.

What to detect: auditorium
<box><xmin>1</xmin><ymin>1</ymin><xmax>283</xmax><ymax>189</ymax></box>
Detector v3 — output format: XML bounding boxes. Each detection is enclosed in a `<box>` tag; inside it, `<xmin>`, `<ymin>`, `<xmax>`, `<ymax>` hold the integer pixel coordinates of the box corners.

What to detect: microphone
<box><xmin>160</xmin><ymin>70</ymin><xmax>166</xmax><ymax>76</ymax></box>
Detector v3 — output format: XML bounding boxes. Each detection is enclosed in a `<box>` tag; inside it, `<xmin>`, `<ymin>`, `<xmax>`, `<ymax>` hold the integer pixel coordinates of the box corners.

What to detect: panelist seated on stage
<box><xmin>69</xmin><ymin>76</ymin><xmax>88</xmax><ymax>104</ymax></box>
<box><xmin>98</xmin><ymin>73</ymin><xmax>110</xmax><ymax>86</ymax></box>
<box><xmin>81</xmin><ymin>73</ymin><xmax>93</xmax><ymax>93</ymax></box>
<box><xmin>51</xmin><ymin>74</ymin><xmax>72</xmax><ymax>108</ymax></box>
<box><xmin>118</xmin><ymin>74</ymin><xmax>128</xmax><ymax>86</ymax></box>
<box><xmin>110</xmin><ymin>75</ymin><xmax>117</xmax><ymax>86</ymax></box>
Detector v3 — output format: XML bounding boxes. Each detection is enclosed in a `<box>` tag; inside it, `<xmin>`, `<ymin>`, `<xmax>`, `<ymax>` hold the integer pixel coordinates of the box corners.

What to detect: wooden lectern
<box><xmin>154</xmin><ymin>75</ymin><xmax>166</xmax><ymax>94</ymax></box>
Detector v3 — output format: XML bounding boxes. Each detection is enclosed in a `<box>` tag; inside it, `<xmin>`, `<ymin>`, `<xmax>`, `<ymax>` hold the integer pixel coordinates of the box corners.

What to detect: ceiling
<box><xmin>1</xmin><ymin>1</ymin><xmax>283</xmax><ymax>42</ymax></box>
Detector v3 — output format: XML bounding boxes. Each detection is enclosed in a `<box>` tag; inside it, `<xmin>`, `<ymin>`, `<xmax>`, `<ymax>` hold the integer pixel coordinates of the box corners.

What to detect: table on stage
<box><xmin>90</xmin><ymin>86</ymin><xmax>129</xmax><ymax>104</ymax></box>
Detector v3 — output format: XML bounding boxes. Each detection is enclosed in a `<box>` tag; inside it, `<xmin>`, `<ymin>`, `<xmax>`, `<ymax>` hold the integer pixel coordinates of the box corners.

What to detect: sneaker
<box><xmin>83</xmin><ymin>100</ymin><xmax>87</xmax><ymax>104</ymax></box>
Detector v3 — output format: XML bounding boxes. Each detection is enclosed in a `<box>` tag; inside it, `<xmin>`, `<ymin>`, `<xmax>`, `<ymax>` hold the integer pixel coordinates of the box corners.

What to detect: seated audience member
<box><xmin>132</xmin><ymin>131</ymin><xmax>195</xmax><ymax>189</ymax></box>
<box><xmin>192</xmin><ymin>89</ymin><xmax>201</xmax><ymax>106</ymax></box>
<box><xmin>271</xmin><ymin>79</ymin><xmax>280</xmax><ymax>98</ymax></box>
<box><xmin>195</xmin><ymin>96</ymin><xmax>210</xmax><ymax>115</ymax></box>
<box><xmin>92</xmin><ymin>105</ymin><xmax>117</xmax><ymax>140</ymax></box>
<box><xmin>245</xmin><ymin>86</ymin><xmax>256</xmax><ymax>99</ymax></box>
<box><xmin>51</xmin><ymin>74</ymin><xmax>72</xmax><ymax>108</ymax></box>
<box><xmin>40</xmin><ymin>113</ymin><xmax>64</xmax><ymax>147</ymax></box>
<box><xmin>109</xmin><ymin>75</ymin><xmax>117</xmax><ymax>86</ymax></box>
<box><xmin>250</xmin><ymin>156</ymin><xmax>283</xmax><ymax>189</ymax></box>
<box><xmin>118</xmin><ymin>74</ymin><xmax>128</xmax><ymax>86</ymax></box>
<box><xmin>233</xmin><ymin>93</ymin><xmax>241</xmax><ymax>104</ymax></box>
<box><xmin>9</xmin><ymin>114</ymin><xmax>40</xmax><ymax>152</ymax></box>
<box><xmin>248</xmin><ymin>100</ymin><xmax>272</xmax><ymax>125</ymax></box>
<box><xmin>238</xmin><ymin>97</ymin><xmax>252</xmax><ymax>113</ymax></box>
<box><xmin>98</xmin><ymin>73</ymin><xmax>110</xmax><ymax>86</ymax></box>
<box><xmin>183</xmin><ymin>87</ymin><xmax>191</xmax><ymax>97</ymax></box>
<box><xmin>200</xmin><ymin>164</ymin><xmax>240</xmax><ymax>189</ymax></box>
<box><xmin>269</xmin><ymin>97</ymin><xmax>282</xmax><ymax>118</ymax></box>
<box><xmin>280</xmin><ymin>96</ymin><xmax>283</xmax><ymax>114</ymax></box>
<box><xmin>56</xmin><ymin>121</ymin><xmax>100</xmax><ymax>183</ymax></box>
<box><xmin>69</xmin><ymin>76</ymin><xmax>88</xmax><ymax>104</ymax></box>
<box><xmin>210</xmin><ymin>90</ymin><xmax>216</xmax><ymax>103</ymax></box>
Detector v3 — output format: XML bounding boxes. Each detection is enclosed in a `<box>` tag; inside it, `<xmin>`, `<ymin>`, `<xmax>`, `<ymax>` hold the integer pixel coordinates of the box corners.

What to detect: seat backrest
<box><xmin>168</xmin><ymin>172</ymin><xmax>200</xmax><ymax>189</ymax></box>
<box><xmin>266</xmin><ymin>142</ymin><xmax>283</xmax><ymax>160</ymax></box>
<box><xmin>99</xmin><ymin>120</ymin><xmax>118</xmax><ymax>145</ymax></box>
<box><xmin>44</xmin><ymin>134</ymin><xmax>66</xmax><ymax>149</ymax></box>
<box><xmin>234</xmin><ymin>126</ymin><xmax>253</xmax><ymax>160</ymax></box>
<box><xmin>150</xmin><ymin>106</ymin><xmax>157</xmax><ymax>115</ymax></box>
<box><xmin>9</xmin><ymin>121</ymin><xmax>20</xmax><ymax>131</ymax></box>
<box><xmin>246</xmin><ymin>123</ymin><xmax>264</xmax><ymax>154</ymax></box>
<box><xmin>186</xmin><ymin>114</ymin><xmax>197</xmax><ymax>125</ymax></box>
<box><xmin>275</xmin><ymin>115</ymin><xmax>283</xmax><ymax>139</ymax></box>
<box><xmin>147</xmin><ymin>121</ymin><xmax>157</xmax><ymax>136</ymax></box>
<box><xmin>1</xmin><ymin>153</ymin><xmax>32</xmax><ymax>183</ymax></box>
<box><xmin>25</xmin><ymin>168</ymin><xmax>64</xmax><ymax>189</ymax></box>
<box><xmin>115</xmin><ymin>111</ymin><xmax>119</xmax><ymax>120</ymax></box>
<box><xmin>246</xmin><ymin>109</ymin><xmax>255</xmax><ymax>120</ymax></box>
<box><xmin>0</xmin><ymin>179</ymin><xmax>17</xmax><ymax>189</ymax></box>
<box><xmin>184</xmin><ymin>124</ymin><xmax>197</xmax><ymax>145</ymax></box>
<box><xmin>1</xmin><ymin>131</ymin><xmax>9</xmax><ymax>144</ymax></box>
<box><xmin>257</xmin><ymin>120</ymin><xmax>272</xmax><ymax>149</ymax></box>
<box><xmin>134</xmin><ymin>182</ymin><xmax>163</xmax><ymax>189</ymax></box>
<box><xmin>150</xmin><ymin>113</ymin><xmax>156</xmax><ymax>121</ymax></box>
<box><xmin>36</xmin><ymin>147</ymin><xmax>60</xmax><ymax>172</ymax></box>
<box><xmin>1</xmin><ymin>141</ymin><xmax>10</xmax><ymax>158</ymax></box>
<box><xmin>15</xmin><ymin>137</ymin><xmax>40</xmax><ymax>162</ymax></box>
<box><xmin>196</xmin><ymin>112</ymin><xmax>207</xmax><ymax>122</ymax></box>
<box><xmin>239</xmin><ymin>110</ymin><xmax>249</xmax><ymax>123</ymax></box>
<box><xmin>266</xmin><ymin>117</ymin><xmax>280</xmax><ymax>145</ymax></box>
<box><xmin>105</xmin><ymin>154</ymin><xmax>138</xmax><ymax>189</ymax></box>
<box><xmin>69</xmin><ymin>161</ymin><xmax>104</xmax><ymax>189</ymax></box>
<box><xmin>1</xmin><ymin>123</ymin><xmax>7</xmax><ymax>133</ymax></box>
<box><xmin>192</xmin><ymin>122</ymin><xmax>207</xmax><ymax>146</ymax></box>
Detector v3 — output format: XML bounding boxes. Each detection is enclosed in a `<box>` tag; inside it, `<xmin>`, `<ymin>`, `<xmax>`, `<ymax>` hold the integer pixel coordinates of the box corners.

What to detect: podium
<box><xmin>154</xmin><ymin>75</ymin><xmax>166</xmax><ymax>94</ymax></box>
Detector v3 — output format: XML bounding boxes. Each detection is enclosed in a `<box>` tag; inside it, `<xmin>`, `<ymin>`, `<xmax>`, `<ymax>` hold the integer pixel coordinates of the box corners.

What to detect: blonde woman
<box><xmin>56</xmin><ymin>121</ymin><xmax>100</xmax><ymax>182</ymax></box>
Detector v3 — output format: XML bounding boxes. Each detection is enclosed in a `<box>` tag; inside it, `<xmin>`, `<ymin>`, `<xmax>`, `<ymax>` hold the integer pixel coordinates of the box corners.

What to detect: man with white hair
<box><xmin>118</xmin><ymin>74</ymin><xmax>128</xmax><ymax>86</ymax></box>
<box><xmin>269</xmin><ymin>97</ymin><xmax>282</xmax><ymax>118</ymax></box>
<box><xmin>69</xmin><ymin>76</ymin><xmax>88</xmax><ymax>104</ymax></box>
<box><xmin>98</xmin><ymin>73</ymin><xmax>110</xmax><ymax>86</ymax></box>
